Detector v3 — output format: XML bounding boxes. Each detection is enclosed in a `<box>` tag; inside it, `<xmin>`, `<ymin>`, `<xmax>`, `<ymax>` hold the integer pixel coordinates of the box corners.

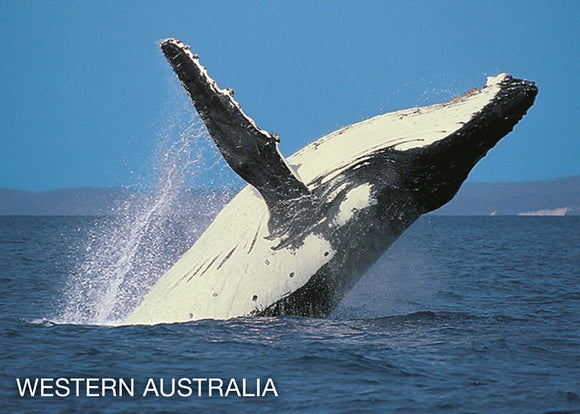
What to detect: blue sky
<box><xmin>1</xmin><ymin>0</ymin><xmax>578</xmax><ymax>191</ymax></box>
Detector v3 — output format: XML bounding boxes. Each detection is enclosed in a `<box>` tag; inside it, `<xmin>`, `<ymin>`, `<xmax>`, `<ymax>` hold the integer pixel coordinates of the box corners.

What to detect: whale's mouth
<box><xmin>487</xmin><ymin>74</ymin><xmax>537</xmax><ymax>121</ymax></box>
<box><xmin>403</xmin><ymin>74</ymin><xmax>538</xmax><ymax>213</ymax></box>
<box><xmin>443</xmin><ymin>74</ymin><xmax>537</xmax><ymax>170</ymax></box>
<box><xmin>388</xmin><ymin>73</ymin><xmax>537</xmax><ymax>153</ymax></box>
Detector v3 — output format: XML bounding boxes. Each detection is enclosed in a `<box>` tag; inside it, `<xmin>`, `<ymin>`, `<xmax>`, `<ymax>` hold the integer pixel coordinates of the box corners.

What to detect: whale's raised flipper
<box><xmin>160</xmin><ymin>39</ymin><xmax>312</xmax><ymax>226</ymax></box>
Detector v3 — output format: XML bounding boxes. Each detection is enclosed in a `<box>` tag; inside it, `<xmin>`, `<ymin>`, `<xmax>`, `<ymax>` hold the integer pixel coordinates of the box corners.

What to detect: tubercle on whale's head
<box><xmin>401</xmin><ymin>74</ymin><xmax>538</xmax><ymax>214</ymax></box>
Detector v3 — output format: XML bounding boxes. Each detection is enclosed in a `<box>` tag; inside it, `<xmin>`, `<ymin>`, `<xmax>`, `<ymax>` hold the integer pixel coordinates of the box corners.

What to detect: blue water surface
<box><xmin>0</xmin><ymin>216</ymin><xmax>578</xmax><ymax>413</ymax></box>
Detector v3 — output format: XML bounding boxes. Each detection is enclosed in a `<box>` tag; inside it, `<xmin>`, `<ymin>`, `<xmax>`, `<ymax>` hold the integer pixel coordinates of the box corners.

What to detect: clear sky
<box><xmin>1</xmin><ymin>0</ymin><xmax>578</xmax><ymax>191</ymax></box>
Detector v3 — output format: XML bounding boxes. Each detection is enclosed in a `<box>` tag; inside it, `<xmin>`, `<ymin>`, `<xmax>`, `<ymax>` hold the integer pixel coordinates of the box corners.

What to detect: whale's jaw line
<box><xmin>404</xmin><ymin>74</ymin><xmax>537</xmax><ymax>214</ymax></box>
<box><xmin>122</xmin><ymin>40</ymin><xmax>537</xmax><ymax>325</ymax></box>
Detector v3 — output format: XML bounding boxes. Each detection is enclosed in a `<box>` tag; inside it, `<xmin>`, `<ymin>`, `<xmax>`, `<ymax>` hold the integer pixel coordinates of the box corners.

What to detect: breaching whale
<box><xmin>124</xmin><ymin>39</ymin><xmax>537</xmax><ymax>325</ymax></box>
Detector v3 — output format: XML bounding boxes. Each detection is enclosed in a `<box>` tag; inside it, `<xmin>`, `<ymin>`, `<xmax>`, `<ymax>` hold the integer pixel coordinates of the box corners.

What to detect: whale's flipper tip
<box><xmin>160</xmin><ymin>38</ymin><xmax>313</xmax><ymax>225</ymax></box>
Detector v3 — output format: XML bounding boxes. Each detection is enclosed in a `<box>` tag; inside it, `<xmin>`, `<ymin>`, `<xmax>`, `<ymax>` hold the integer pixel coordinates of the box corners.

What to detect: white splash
<box><xmin>57</xmin><ymin>105</ymin><xmax>225</xmax><ymax>325</ymax></box>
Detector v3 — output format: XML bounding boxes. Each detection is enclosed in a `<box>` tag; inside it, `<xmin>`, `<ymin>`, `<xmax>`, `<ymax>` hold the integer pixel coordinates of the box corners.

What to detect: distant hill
<box><xmin>1</xmin><ymin>176</ymin><xmax>578</xmax><ymax>216</ymax></box>
<box><xmin>0</xmin><ymin>187</ymin><xmax>235</xmax><ymax>217</ymax></box>
<box><xmin>433</xmin><ymin>176</ymin><xmax>579</xmax><ymax>216</ymax></box>
<box><xmin>0</xmin><ymin>187</ymin><xmax>130</xmax><ymax>216</ymax></box>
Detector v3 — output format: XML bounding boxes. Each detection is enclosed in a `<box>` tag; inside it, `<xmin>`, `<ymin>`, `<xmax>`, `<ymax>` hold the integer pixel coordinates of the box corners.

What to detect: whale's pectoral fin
<box><xmin>160</xmin><ymin>39</ymin><xmax>311</xmax><ymax>218</ymax></box>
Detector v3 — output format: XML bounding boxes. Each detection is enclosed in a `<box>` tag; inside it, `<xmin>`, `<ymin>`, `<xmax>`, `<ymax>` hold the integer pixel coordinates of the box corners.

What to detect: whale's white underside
<box><xmin>124</xmin><ymin>74</ymin><xmax>508</xmax><ymax>325</ymax></box>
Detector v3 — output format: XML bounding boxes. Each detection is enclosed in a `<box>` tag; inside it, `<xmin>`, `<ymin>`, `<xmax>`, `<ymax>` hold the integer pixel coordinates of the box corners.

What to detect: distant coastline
<box><xmin>1</xmin><ymin>176</ymin><xmax>578</xmax><ymax>216</ymax></box>
<box><xmin>432</xmin><ymin>176</ymin><xmax>579</xmax><ymax>216</ymax></box>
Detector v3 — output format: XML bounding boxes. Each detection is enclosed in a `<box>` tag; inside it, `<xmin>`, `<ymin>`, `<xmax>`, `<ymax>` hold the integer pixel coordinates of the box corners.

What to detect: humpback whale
<box><xmin>124</xmin><ymin>39</ymin><xmax>537</xmax><ymax>325</ymax></box>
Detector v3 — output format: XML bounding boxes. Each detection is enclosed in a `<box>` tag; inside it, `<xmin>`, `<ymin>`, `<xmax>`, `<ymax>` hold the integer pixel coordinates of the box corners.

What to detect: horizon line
<box><xmin>1</xmin><ymin>174</ymin><xmax>579</xmax><ymax>194</ymax></box>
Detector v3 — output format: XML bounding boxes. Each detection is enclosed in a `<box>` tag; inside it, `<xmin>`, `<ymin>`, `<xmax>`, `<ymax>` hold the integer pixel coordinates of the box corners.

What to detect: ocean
<box><xmin>0</xmin><ymin>215</ymin><xmax>578</xmax><ymax>413</ymax></box>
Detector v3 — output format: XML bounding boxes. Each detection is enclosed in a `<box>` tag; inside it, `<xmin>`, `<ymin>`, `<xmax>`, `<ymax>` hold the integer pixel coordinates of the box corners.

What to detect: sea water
<box><xmin>0</xmin><ymin>215</ymin><xmax>578</xmax><ymax>413</ymax></box>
